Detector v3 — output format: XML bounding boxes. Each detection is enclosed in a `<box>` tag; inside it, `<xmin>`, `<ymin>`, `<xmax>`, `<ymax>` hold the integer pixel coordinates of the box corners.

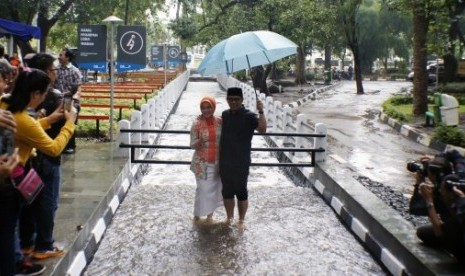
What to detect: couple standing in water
<box><xmin>190</xmin><ymin>87</ymin><xmax>267</xmax><ymax>227</ymax></box>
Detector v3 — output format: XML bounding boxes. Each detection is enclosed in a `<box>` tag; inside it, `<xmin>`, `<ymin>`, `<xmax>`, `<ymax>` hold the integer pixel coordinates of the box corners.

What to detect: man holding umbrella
<box><xmin>220</xmin><ymin>87</ymin><xmax>266</xmax><ymax>227</ymax></box>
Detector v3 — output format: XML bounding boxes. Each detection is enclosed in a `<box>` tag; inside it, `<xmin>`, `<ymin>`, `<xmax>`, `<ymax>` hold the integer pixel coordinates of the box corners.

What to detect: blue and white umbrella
<box><xmin>197</xmin><ymin>30</ymin><xmax>298</xmax><ymax>77</ymax></box>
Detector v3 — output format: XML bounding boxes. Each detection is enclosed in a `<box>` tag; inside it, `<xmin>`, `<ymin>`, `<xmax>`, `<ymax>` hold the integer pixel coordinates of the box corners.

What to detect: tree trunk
<box><xmin>412</xmin><ymin>4</ymin><xmax>429</xmax><ymax>116</ymax></box>
<box><xmin>324</xmin><ymin>45</ymin><xmax>331</xmax><ymax>71</ymax></box>
<box><xmin>294</xmin><ymin>46</ymin><xmax>306</xmax><ymax>85</ymax></box>
<box><xmin>352</xmin><ymin>46</ymin><xmax>364</xmax><ymax>94</ymax></box>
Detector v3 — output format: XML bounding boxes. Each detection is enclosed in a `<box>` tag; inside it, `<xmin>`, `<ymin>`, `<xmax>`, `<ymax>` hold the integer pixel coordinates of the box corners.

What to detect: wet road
<box><xmin>83</xmin><ymin>82</ymin><xmax>386</xmax><ymax>275</ymax></box>
<box><xmin>274</xmin><ymin>80</ymin><xmax>437</xmax><ymax>195</ymax></box>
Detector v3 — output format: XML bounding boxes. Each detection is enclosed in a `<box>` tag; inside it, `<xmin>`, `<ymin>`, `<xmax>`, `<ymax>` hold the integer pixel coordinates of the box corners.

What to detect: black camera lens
<box><xmin>407</xmin><ymin>161</ymin><xmax>423</xmax><ymax>173</ymax></box>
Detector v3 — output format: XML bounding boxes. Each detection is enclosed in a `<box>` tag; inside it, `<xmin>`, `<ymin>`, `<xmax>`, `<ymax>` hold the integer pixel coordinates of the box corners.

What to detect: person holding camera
<box><xmin>0</xmin><ymin>62</ymin><xmax>45</xmax><ymax>276</ymax></box>
<box><xmin>18</xmin><ymin>53</ymin><xmax>75</xmax><ymax>261</ymax></box>
<box><xmin>414</xmin><ymin>154</ymin><xmax>465</xmax><ymax>264</ymax></box>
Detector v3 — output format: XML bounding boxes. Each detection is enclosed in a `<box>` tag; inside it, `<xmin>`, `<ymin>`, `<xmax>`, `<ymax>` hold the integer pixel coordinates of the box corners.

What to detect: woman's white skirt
<box><xmin>193</xmin><ymin>164</ymin><xmax>223</xmax><ymax>217</ymax></box>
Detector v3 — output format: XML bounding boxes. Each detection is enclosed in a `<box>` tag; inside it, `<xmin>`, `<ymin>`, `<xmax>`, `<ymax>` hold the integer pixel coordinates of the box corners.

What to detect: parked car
<box><xmin>407</xmin><ymin>62</ymin><xmax>444</xmax><ymax>83</ymax></box>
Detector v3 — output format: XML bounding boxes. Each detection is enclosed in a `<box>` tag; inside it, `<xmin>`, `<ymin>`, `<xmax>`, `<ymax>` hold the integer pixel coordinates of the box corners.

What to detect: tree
<box><xmin>0</xmin><ymin>0</ymin><xmax>164</xmax><ymax>54</ymax></box>
<box><xmin>386</xmin><ymin>0</ymin><xmax>445</xmax><ymax>116</ymax></box>
<box><xmin>339</xmin><ymin>0</ymin><xmax>364</xmax><ymax>94</ymax></box>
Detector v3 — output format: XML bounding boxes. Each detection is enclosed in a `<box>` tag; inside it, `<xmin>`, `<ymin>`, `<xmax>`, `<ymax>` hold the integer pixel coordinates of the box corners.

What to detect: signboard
<box><xmin>116</xmin><ymin>25</ymin><xmax>146</xmax><ymax>72</ymax></box>
<box><xmin>151</xmin><ymin>45</ymin><xmax>164</xmax><ymax>67</ymax></box>
<box><xmin>167</xmin><ymin>45</ymin><xmax>181</xmax><ymax>67</ymax></box>
<box><xmin>77</xmin><ymin>25</ymin><xmax>107</xmax><ymax>72</ymax></box>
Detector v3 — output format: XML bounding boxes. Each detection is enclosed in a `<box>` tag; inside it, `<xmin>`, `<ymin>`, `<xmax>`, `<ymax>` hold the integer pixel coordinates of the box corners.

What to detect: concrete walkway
<box><xmin>36</xmin><ymin>79</ymin><xmax>465</xmax><ymax>275</ymax></box>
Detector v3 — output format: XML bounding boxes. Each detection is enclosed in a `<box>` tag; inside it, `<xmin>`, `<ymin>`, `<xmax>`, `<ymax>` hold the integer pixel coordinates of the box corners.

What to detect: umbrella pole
<box><xmin>246</xmin><ymin>55</ymin><xmax>259</xmax><ymax>100</ymax></box>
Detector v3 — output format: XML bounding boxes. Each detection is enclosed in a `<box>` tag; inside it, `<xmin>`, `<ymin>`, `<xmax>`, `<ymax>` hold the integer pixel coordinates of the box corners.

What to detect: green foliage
<box><xmin>382</xmin><ymin>95</ymin><xmax>413</xmax><ymax>122</ymax></box>
<box><xmin>169</xmin><ymin>16</ymin><xmax>198</xmax><ymax>41</ymax></box>
<box><xmin>384</xmin><ymin>95</ymin><xmax>413</xmax><ymax>105</ymax></box>
<box><xmin>431</xmin><ymin>126</ymin><xmax>465</xmax><ymax>148</ymax></box>
<box><xmin>233</xmin><ymin>70</ymin><xmax>247</xmax><ymax>81</ymax></box>
<box><xmin>433</xmin><ymin>82</ymin><xmax>465</xmax><ymax>95</ymax></box>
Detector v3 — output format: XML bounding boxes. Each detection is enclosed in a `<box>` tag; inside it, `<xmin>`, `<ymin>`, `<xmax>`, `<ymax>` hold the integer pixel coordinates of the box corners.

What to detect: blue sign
<box><xmin>116</xmin><ymin>25</ymin><xmax>146</xmax><ymax>72</ymax></box>
<box><xmin>77</xmin><ymin>25</ymin><xmax>107</xmax><ymax>72</ymax></box>
<box><xmin>151</xmin><ymin>45</ymin><xmax>164</xmax><ymax>67</ymax></box>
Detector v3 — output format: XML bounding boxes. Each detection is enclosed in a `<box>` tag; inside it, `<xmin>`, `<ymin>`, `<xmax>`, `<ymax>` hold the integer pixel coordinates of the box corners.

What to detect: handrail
<box><xmin>119</xmin><ymin>129</ymin><xmax>325</xmax><ymax>167</ymax></box>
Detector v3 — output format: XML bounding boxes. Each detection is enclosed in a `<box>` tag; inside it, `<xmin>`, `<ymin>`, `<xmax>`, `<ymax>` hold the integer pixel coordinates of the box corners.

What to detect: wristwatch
<box><xmin>258</xmin><ymin>111</ymin><xmax>264</xmax><ymax>114</ymax></box>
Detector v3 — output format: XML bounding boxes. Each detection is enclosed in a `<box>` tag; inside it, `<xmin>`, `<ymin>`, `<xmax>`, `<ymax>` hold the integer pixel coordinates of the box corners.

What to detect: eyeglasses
<box><xmin>227</xmin><ymin>97</ymin><xmax>242</xmax><ymax>102</ymax></box>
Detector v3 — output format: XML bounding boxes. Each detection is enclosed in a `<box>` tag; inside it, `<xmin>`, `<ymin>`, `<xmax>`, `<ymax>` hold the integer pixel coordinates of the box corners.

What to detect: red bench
<box><xmin>80</xmin><ymin>94</ymin><xmax>143</xmax><ymax>108</ymax></box>
<box><xmin>80</xmin><ymin>103</ymin><xmax>131</xmax><ymax>120</ymax></box>
<box><xmin>78</xmin><ymin>114</ymin><xmax>109</xmax><ymax>137</ymax></box>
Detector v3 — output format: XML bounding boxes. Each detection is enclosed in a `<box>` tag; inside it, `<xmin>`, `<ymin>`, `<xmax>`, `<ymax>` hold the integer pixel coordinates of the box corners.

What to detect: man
<box><xmin>417</xmin><ymin>151</ymin><xmax>465</xmax><ymax>263</ymax></box>
<box><xmin>19</xmin><ymin>53</ymin><xmax>67</xmax><ymax>260</ymax></box>
<box><xmin>219</xmin><ymin>87</ymin><xmax>266</xmax><ymax>227</ymax></box>
<box><xmin>54</xmin><ymin>48</ymin><xmax>81</xmax><ymax>154</ymax></box>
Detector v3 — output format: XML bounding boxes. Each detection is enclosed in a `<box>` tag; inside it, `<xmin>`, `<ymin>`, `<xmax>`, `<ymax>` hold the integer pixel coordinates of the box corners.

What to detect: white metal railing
<box><xmin>116</xmin><ymin>72</ymin><xmax>327</xmax><ymax>164</ymax></box>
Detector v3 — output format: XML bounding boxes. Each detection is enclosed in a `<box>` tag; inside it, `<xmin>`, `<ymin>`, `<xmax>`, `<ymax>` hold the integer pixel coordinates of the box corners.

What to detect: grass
<box><xmin>382</xmin><ymin>96</ymin><xmax>465</xmax><ymax>147</ymax></box>
<box><xmin>384</xmin><ymin>103</ymin><xmax>465</xmax><ymax>123</ymax></box>
<box><xmin>75</xmin><ymin>91</ymin><xmax>158</xmax><ymax>138</ymax></box>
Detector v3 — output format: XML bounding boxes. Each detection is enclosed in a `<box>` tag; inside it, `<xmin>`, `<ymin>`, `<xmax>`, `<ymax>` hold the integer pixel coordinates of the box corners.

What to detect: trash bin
<box><xmin>440</xmin><ymin>94</ymin><xmax>459</xmax><ymax>126</ymax></box>
<box><xmin>433</xmin><ymin>92</ymin><xmax>442</xmax><ymax>125</ymax></box>
<box><xmin>324</xmin><ymin>70</ymin><xmax>331</xmax><ymax>85</ymax></box>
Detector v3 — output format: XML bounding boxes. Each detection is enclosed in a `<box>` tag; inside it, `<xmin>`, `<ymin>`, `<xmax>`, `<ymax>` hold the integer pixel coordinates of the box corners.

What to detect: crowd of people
<box><xmin>0</xmin><ymin>45</ymin><xmax>80</xmax><ymax>275</ymax></box>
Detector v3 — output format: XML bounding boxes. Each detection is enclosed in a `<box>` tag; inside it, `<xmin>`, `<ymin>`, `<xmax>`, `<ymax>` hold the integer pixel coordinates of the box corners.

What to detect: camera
<box><xmin>444</xmin><ymin>177</ymin><xmax>465</xmax><ymax>191</ymax></box>
<box><xmin>0</xmin><ymin>128</ymin><xmax>14</xmax><ymax>156</ymax></box>
<box><xmin>407</xmin><ymin>161</ymin><xmax>426</xmax><ymax>174</ymax></box>
<box><xmin>63</xmin><ymin>93</ymin><xmax>72</xmax><ymax>111</ymax></box>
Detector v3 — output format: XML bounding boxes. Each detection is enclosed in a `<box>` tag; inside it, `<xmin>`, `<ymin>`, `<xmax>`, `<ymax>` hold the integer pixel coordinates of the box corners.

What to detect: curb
<box><xmin>284</xmin><ymin>82</ymin><xmax>343</xmax><ymax>109</ymax></box>
<box><xmin>379</xmin><ymin>112</ymin><xmax>465</xmax><ymax>155</ymax></box>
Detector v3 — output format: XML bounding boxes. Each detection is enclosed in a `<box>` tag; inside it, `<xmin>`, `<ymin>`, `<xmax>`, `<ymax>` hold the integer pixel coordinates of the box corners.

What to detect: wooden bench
<box><xmin>80</xmin><ymin>94</ymin><xmax>143</xmax><ymax>108</ymax></box>
<box><xmin>80</xmin><ymin>89</ymin><xmax>154</xmax><ymax>101</ymax></box>
<box><xmin>80</xmin><ymin>103</ymin><xmax>131</xmax><ymax>120</ymax></box>
<box><xmin>78</xmin><ymin>114</ymin><xmax>109</xmax><ymax>136</ymax></box>
<box><xmin>82</xmin><ymin>84</ymin><xmax>161</xmax><ymax>90</ymax></box>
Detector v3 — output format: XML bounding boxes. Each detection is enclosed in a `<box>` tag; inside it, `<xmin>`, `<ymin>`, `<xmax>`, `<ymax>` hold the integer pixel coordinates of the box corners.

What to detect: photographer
<box><xmin>414</xmin><ymin>153</ymin><xmax>465</xmax><ymax>263</ymax></box>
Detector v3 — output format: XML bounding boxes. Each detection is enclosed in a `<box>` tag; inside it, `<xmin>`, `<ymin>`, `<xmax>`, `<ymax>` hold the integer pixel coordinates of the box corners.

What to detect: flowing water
<box><xmin>83</xmin><ymin>82</ymin><xmax>386</xmax><ymax>275</ymax></box>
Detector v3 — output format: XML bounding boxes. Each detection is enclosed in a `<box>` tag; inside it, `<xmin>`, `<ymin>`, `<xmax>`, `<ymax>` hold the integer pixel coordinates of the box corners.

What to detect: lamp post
<box><xmin>103</xmin><ymin>15</ymin><xmax>123</xmax><ymax>141</ymax></box>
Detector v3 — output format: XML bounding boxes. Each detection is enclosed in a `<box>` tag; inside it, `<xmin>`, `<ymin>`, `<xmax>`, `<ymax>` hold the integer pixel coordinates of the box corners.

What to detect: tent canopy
<box><xmin>0</xmin><ymin>18</ymin><xmax>41</xmax><ymax>41</ymax></box>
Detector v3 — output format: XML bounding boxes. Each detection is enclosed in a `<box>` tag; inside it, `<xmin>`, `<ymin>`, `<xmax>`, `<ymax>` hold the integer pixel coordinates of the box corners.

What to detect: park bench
<box><xmin>78</xmin><ymin>114</ymin><xmax>109</xmax><ymax>137</ymax></box>
<box><xmin>80</xmin><ymin>103</ymin><xmax>131</xmax><ymax>120</ymax></box>
<box><xmin>80</xmin><ymin>94</ymin><xmax>143</xmax><ymax>108</ymax></box>
<box><xmin>80</xmin><ymin>89</ymin><xmax>155</xmax><ymax>101</ymax></box>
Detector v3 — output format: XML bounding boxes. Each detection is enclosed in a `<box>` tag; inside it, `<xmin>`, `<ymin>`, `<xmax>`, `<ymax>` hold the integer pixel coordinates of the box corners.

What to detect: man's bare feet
<box><xmin>237</xmin><ymin>220</ymin><xmax>245</xmax><ymax>231</ymax></box>
<box><xmin>206</xmin><ymin>214</ymin><xmax>213</xmax><ymax>223</ymax></box>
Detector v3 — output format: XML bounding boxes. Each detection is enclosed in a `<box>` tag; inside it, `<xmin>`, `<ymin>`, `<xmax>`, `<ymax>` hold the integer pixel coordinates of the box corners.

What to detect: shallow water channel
<box><xmin>83</xmin><ymin>82</ymin><xmax>386</xmax><ymax>275</ymax></box>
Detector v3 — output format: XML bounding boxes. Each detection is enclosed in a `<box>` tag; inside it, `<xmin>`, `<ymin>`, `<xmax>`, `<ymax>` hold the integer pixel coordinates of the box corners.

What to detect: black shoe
<box><xmin>63</xmin><ymin>148</ymin><xmax>75</xmax><ymax>154</ymax></box>
<box><xmin>15</xmin><ymin>261</ymin><xmax>46</xmax><ymax>276</ymax></box>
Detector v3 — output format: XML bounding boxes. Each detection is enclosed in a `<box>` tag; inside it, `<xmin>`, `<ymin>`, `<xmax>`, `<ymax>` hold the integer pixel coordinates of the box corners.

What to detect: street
<box><xmin>273</xmin><ymin>80</ymin><xmax>437</xmax><ymax>195</ymax></box>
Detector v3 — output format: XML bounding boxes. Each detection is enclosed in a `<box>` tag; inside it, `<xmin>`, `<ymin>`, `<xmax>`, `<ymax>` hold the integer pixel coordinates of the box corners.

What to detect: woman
<box><xmin>190</xmin><ymin>96</ymin><xmax>223</xmax><ymax>222</ymax></box>
<box><xmin>0</xmin><ymin>68</ymin><xmax>76</xmax><ymax>167</ymax></box>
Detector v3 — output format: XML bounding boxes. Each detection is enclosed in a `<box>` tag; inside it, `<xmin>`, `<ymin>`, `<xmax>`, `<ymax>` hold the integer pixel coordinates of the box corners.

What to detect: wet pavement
<box><xmin>32</xmin><ymin>141</ymin><xmax>127</xmax><ymax>275</ymax></box>
<box><xmin>83</xmin><ymin>82</ymin><xmax>386</xmax><ymax>275</ymax></box>
<box><xmin>42</xmin><ymin>79</ymin><xmax>462</xmax><ymax>275</ymax></box>
<box><xmin>272</xmin><ymin>80</ymin><xmax>438</xmax><ymax>195</ymax></box>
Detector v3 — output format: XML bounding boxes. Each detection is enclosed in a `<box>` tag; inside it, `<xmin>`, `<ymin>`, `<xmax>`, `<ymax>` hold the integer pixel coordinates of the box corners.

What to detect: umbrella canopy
<box><xmin>198</xmin><ymin>30</ymin><xmax>297</xmax><ymax>76</ymax></box>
